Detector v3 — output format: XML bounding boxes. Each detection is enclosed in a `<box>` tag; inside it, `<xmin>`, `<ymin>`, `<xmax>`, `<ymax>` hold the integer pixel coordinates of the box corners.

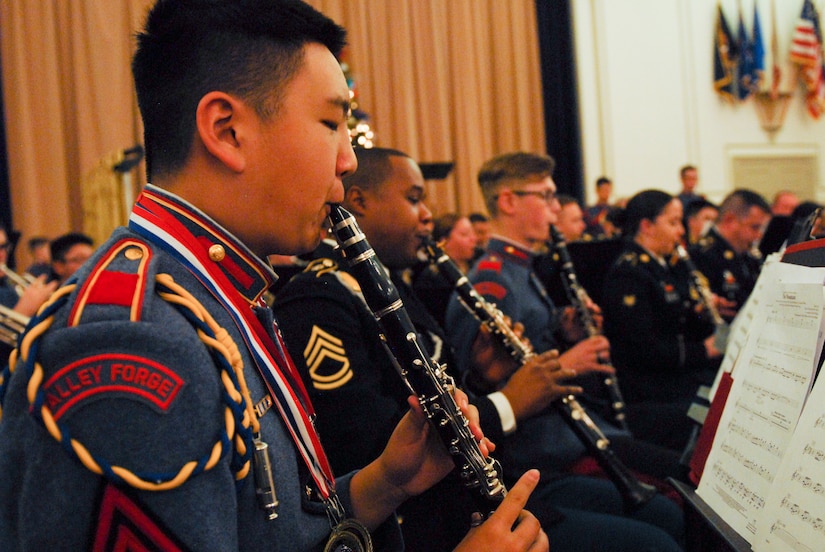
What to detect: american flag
<box><xmin>789</xmin><ymin>0</ymin><xmax>825</xmax><ymax>118</ymax></box>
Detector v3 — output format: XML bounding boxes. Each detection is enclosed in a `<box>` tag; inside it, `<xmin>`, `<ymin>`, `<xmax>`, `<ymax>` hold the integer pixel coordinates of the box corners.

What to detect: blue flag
<box><xmin>751</xmin><ymin>4</ymin><xmax>765</xmax><ymax>92</ymax></box>
<box><xmin>714</xmin><ymin>5</ymin><xmax>737</xmax><ymax>102</ymax></box>
<box><xmin>737</xmin><ymin>8</ymin><xmax>756</xmax><ymax>100</ymax></box>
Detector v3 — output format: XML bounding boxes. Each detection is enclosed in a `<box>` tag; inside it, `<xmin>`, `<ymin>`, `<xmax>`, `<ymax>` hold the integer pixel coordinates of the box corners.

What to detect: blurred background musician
<box><xmin>682</xmin><ymin>198</ymin><xmax>718</xmax><ymax>246</ymax></box>
<box><xmin>688</xmin><ymin>189</ymin><xmax>770</xmax><ymax>324</ymax></box>
<box><xmin>601</xmin><ymin>190</ymin><xmax>719</xmax><ymax>452</ymax></box>
<box><xmin>414</xmin><ymin>212</ymin><xmax>479</xmax><ymax>327</ymax></box>
<box><xmin>444</xmin><ymin>152</ymin><xmax>685</xmax><ymax>550</ymax></box>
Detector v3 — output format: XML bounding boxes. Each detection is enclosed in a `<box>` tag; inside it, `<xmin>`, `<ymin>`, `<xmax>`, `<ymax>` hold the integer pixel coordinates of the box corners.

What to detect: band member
<box><xmin>445</xmin><ymin>152</ymin><xmax>685</xmax><ymax>550</ymax></box>
<box><xmin>277</xmin><ymin>147</ymin><xmax>686</xmax><ymax>551</ymax></box>
<box><xmin>689</xmin><ymin>189</ymin><xmax>771</xmax><ymax>323</ymax></box>
<box><xmin>413</xmin><ymin>212</ymin><xmax>479</xmax><ymax>326</ymax></box>
<box><xmin>0</xmin><ymin>3</ymin><xmax>545</xmax><ymax>551</ymax></box>
<box><xmin>601</xmin><ymin>190</ymin><xmax>719</xmax><ymax>450</ymax></box>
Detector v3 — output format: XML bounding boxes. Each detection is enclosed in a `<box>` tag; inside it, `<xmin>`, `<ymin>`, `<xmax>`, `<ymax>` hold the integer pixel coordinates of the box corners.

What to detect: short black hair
<box><xmin>684</xmin><ymin>198</ymin><xmax>718</xmax><ymax>219</ymax></box>
<box><xmin>718</xmin><ymin>189</ymin><xmax>770</xmax><ymax>218</ymax></box>
<box><xmin>50</xmin><ymin>233</ymin><xmax>93</xmax><ymax>263</ymax></box>
<box><xmin>617</xmin><ymin>189</ymin><xmax>674</xmax><ymax>237</ymax></box>
<box><xmin>343</xmin><ymin>147</ymin><xmax>411</xmax><ymax>192</ymax></box>
<box><xmin>133</xmin><ymin>0</ymin><xmax>347</xmax><ymax>179</ymax></box>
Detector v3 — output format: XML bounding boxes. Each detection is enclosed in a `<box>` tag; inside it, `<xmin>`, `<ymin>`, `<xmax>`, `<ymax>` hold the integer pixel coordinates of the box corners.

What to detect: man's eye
<box><xmin>323</xmin><ymin>121</ymin><xmax>339</xmax><ymax>131</ymax></box>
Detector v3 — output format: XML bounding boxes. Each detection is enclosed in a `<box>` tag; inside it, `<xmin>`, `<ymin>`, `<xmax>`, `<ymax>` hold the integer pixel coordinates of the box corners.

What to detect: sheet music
<box><xmin>696</xmin><ymin>281</ymin><xmax>824</xmax><ymax>543</ymax></box>
<box><xmin>709</xmin><ymin>258</ymin><xmax>825</xmax><ymax>401</ymax></box>
<box><xmin>753</xmin><ymin>364</ymin><xmax>825</xmax><ymax>552</ymax></box>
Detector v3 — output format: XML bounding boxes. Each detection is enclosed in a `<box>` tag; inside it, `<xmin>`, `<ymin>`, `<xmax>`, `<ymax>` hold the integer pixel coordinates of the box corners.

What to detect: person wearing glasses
<box><xmin>445</xmin><ymin>152</ymin><xmax>685</xmax><ymax>551</ymax></box>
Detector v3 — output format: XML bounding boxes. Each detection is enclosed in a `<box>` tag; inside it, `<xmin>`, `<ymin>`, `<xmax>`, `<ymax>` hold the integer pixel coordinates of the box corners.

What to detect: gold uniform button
<box><xmin>209</xmin><ymin>244</ymin><xmax>226</xmax><ymax>262</ymax></box>
<box><xmin>124</xmin><ymin>247</ymin><xmax>144</xmax><ymax>261</ymax></box>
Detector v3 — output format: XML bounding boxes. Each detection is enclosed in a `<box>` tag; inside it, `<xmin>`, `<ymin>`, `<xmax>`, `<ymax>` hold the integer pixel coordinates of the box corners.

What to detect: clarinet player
<box><xmin>444</xmin><ymin>152</ymin><xmax>685</xmax><ymax>550</ymax></box>
<box><xmin>601</xmin><ymin>190</ymin><xmax>722</xmax><ymax>452</ymax></box>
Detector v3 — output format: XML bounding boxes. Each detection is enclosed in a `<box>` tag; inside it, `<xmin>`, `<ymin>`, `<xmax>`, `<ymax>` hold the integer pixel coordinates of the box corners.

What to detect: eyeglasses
<box><xmin>512</xmin><ymin>189</ymin><xmax>557</xmax><ymax>204</ymax></box>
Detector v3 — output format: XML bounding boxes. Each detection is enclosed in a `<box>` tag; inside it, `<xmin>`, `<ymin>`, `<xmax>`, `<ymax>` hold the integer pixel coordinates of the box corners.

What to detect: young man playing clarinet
<box><xmin>0</xmin><ymin>3</ymin><xmax>544</xmax><ymax>550</ymax></box>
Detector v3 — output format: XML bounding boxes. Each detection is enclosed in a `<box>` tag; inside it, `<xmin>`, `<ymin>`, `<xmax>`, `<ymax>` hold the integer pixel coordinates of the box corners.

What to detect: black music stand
<box><xmin>668</xmin><ymin>479</ymin><xmax>751</xmax><ymax>552</ymax></box>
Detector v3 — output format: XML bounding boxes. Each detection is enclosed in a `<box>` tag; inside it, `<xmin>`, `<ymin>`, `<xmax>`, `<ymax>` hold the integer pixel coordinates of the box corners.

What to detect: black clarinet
<box><xmin>422</xmin><ymin>237</ymin><xmax>656</xmax><ymax>512</ymax></box>
<box><xmin>327</xmin><ymin>205</ymin><xmax>506</xmax><ymax>522</ymax></box>
<box><xmin>673</xmin><ymin>244</ymin><xmax>724</xmax><ymax>326</ymax></box>
<box><xmin>549</xmin><ymin>225</ymin><xmax>629</xmax><ymax>431</ymax></box>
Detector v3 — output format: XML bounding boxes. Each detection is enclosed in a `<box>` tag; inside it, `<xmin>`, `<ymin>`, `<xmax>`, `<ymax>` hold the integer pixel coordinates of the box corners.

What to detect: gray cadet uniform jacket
<box><xmin>0</xmin><ymin>185</ymin><xmax>399</xmax><ymax>551</ymax></box>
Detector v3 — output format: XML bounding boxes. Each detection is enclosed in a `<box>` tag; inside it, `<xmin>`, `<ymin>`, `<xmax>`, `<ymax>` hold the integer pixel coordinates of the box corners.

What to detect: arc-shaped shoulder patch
<box><xmin>69</xmin><ymin>239</ymin><xmax>153</xmax><ymax>326</ymax></box>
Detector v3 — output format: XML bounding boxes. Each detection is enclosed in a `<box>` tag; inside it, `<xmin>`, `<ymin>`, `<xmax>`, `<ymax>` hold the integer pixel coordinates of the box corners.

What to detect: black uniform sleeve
<box><xmin>274</xmin><ymin>271</ymin><xmax>409</xmax><ymax>476</ymax></box>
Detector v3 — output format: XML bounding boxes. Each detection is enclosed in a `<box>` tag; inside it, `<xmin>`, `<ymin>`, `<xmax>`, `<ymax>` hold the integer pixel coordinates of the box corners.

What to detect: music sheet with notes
<box><xmin>697</xmin><ymin>275</ymin><xmax>825</xmax><ymax>543</ymax></box>
<box><xmin>753</xmin><ymin>369</ymin><xmax>825</xmax><ymax>551</ymax></box>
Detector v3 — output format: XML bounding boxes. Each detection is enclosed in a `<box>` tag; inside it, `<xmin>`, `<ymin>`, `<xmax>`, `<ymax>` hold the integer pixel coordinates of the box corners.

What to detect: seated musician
<box><xmin>276</xmin><ymin>147</ymin><xmax>685</xmax><ymax>551</ymax></box>
<box><xmin>444</xmin><ymin>151</ymin><xmax>686</xmax><ymax>550</ymax></box>
<box><xmin>413</xmin><ymin>212</ymin><xmax>479</xmax><ymax>327</ymax></box>
<box><xmin>601</xmin><ymin>190</ymin><xmax>720</xmax><ymax>451</ymax></box>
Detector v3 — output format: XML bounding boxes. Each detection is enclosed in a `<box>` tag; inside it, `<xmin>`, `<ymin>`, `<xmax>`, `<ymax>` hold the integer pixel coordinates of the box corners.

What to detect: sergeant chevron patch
<box><xmin>303</xmin><ymin>325</ymin><xmax>352</xmax><ymax>390</ymax></box>
<box><xmin>93</xmin><ymin>484</ymin><xmax>187</xmax><ymax>552</ymax></box>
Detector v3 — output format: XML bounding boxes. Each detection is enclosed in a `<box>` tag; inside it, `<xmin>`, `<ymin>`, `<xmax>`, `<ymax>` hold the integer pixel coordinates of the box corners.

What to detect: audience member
<box><xmin>601</xmin><ymin>190</ymin><xmax>719</xmax><ymax>450</ymax></box>
<box><xmin>689</xmin><ymin>189</ymin><xmax>771</xmax><ymax>323</ymax></box>
<box><xmin>683</xmin><ymin>198</ymin><xmax>718</xmax><ymax>245</ymax></box>
<box><xmin>0</xmin><ymin>3</ymin><xmax>546</xmax><ymax>551</ymax></box>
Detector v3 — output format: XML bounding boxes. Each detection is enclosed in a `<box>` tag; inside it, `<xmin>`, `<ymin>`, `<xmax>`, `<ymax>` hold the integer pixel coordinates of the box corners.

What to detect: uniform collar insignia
<box><xmin>141</xmin><ymin>185</ymin><xmax>278</xmax><ymax>304</ymax></box>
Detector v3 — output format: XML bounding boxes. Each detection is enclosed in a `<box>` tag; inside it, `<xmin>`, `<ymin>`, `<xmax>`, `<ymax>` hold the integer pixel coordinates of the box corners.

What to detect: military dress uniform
<box><xmin>0</xmin><ymin>185</ymin><xmax>399</xmax><ymax>551</ymax></box>
<box><xmin>443</xmin><ymin>238</ymin><xmax>685</xmax><ymax>550</ymax></box>
<box><xmin>601</xmin><ymin>241</ymin><xmax>717</xmax><ymax>450</ymax></box>
<box><xmin>273</xmin><ymin>241</ymin><xmax>514</xmax><ymax>552</ymax></box>
<box><xmin>689</xmin><ymin>226</ymin><xmax>762</xmax><ymax>323</ymax></box>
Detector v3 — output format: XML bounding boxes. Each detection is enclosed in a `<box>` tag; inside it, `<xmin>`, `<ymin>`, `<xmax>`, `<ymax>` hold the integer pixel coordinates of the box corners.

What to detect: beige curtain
<box><xmin>308</xmin><ymin>0</ymin><xmax>546</xmax><ymax>217</ymax></box>
<box><xmin>1</xmin><ymin>0</ymin><xmax>544</xmax><ymax>267</ymax></box>
<box><xmin>0</xmin><ymin>0</ymin><xmax>151</xmax><ymax>268</ymax></box>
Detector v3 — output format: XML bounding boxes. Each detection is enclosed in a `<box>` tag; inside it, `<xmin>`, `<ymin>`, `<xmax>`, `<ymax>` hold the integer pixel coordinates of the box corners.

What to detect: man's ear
<box><xmin>345</xmin><ymin>186</ymin><xmax>368</xmax><ymax>217</ymax></box>
<box><xmin>196</xmin><ymin>91</ymin><xmax>246</xmax><ymax>173</ymax></box>
<box><xmin>496</xmin><ymin>189</ymin><xmax>517</xmax><ymax>216</ymax></box>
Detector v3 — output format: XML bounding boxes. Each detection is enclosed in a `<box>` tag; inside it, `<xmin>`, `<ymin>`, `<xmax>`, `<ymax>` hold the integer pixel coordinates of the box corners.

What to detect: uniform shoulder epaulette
<box><xmin>68</xmin><ymin>238</ymin><xmax>155</xmax><ymax>326</ymax></box>
<box><xmin>304</xmin><ymin>257</ymin><xmax>361</xmax><ymax>294</ymax></box>
<box><xmin>476</xmin><ymin>254</ymin><xmax>503</xmax><ymax>273</ymax></box>
<box><xmin>696</xmin><ymin>235</ymin><xmax>715</xmax><ymax>251</ymax></box>
<box><xmin>617</xmin><ymin>251</ymin><xmax>640</xmax><ymax>266</ymax></box>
